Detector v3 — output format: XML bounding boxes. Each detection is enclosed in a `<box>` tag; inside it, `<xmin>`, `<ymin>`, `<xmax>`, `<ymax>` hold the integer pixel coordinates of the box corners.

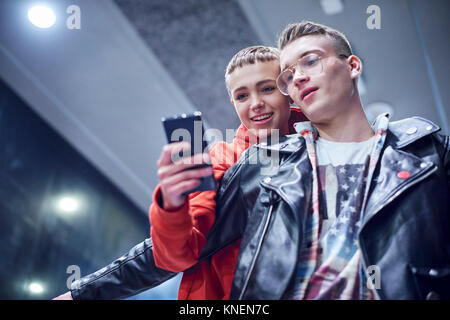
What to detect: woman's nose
<box><xmin>250</xmin><ymin>96</ymin><xmax>264</xmax><ymax>111</ymax></box>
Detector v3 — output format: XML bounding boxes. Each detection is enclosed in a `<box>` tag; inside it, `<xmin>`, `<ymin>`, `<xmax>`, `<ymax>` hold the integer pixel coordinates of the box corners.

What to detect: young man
<box><xmin>198</xmin><ymin>21</ymin><xmax>450</xmax><ymax>300</ymax></box>
<box><xmin>55</xmin><ymin>46</ymin><xmax>306</xmax><ymax>300</ymax></box>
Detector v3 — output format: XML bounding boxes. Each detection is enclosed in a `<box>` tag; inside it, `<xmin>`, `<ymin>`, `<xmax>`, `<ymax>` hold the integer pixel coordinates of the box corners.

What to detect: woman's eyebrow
<box><xmin>232</xmin><ymin>85</ymin><xmax>247</xmax><ymax>94</ymax></box>
<box><xmin>232</xmin><ymin>79</ymin><xmax>275</xmax><ymax>94</ymax></box>
<box><xmin>256</xmin><ymin>79</ymin><xmax>276</xmax><ymax>86</ymax></box>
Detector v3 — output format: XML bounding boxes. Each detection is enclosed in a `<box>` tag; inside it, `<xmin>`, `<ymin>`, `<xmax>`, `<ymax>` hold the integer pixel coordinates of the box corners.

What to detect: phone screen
<box><xmin>161</xmin><ymin>112</ymin><xmax>216</xmax><ymax>194</ymax></box>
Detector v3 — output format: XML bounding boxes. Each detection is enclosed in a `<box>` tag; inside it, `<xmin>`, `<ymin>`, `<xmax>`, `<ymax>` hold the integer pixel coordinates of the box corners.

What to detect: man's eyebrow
<box><xmin>281</xmin><ymin>49</ymin><xmax>321</xmax><ymax>71</ymax></box>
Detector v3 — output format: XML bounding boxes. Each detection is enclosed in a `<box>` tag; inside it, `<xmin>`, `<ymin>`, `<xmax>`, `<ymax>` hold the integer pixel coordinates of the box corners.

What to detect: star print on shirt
<box><xmin>317</xmin><ymin>163</ymin><xmax>368</xmax><ymax>260</ymax></box>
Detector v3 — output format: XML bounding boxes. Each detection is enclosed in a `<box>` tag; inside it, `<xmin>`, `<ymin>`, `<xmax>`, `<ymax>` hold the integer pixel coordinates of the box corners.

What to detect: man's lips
<box><xmin>250</xmin><ymin>112</ymin><xmax>274</xmax><ymax>124</ymax></box>
<box><xmin>300</xmin><ymin>87</ymin><xmax>319</xmax><ymax>101</ymax></box>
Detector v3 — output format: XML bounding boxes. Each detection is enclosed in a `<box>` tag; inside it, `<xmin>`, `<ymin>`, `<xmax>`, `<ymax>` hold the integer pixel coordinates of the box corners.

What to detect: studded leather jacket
<box><xmin>71</xmin><ymin>117</ymin><xmax>450</xmax><ymax>300</ymax></box>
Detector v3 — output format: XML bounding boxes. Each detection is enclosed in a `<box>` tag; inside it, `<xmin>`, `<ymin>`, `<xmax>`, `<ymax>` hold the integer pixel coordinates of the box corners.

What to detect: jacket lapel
<box><xmin>362</xmin><ymin>140</ymin><xmax>436</xmax><ymax>227</ymax></box>
<box><xmin>259</xmin><ymin>116</ymin><xmax>441</xmax><ymax>232</ymax></box>
<box><xmin>261</xmin><ymin>140</ymin><xmax>313</xmax><ymax>233</ymax></box>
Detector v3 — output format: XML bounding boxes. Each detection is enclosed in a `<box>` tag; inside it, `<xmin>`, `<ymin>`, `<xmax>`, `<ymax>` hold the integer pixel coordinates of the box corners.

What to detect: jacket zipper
<box><xmin>238</xmin><ymin>195</ymin><xmax>275</xmax><ymax>300</ymax></box>
<box><xmin>358</xmin><ymin>164</ymin><xmax>437</xmax><ymax>300</ymax></box>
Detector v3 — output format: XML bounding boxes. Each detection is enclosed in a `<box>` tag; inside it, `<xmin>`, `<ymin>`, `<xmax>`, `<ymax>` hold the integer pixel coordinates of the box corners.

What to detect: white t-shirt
<box><xmin>315</xmin><ymin>136</ymin><xmax>374</xmax><ymax>240</ymax></box>
<box><xmin>316</xmin><ymin>136</ymin><xmax>375</xmax><ymax>166</ymax></box>
<box><xmin>303</xmin><ymin>136</ymin><xmax>374</xmax><ymax>299</ymax></box>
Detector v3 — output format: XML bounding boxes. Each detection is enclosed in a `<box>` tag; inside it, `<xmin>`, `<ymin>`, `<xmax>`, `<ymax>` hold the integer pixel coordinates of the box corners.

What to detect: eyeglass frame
<box><xmin>276</xmin><ymin>52</ymin><xmax>349</xmax><ymax>96</ymax></box>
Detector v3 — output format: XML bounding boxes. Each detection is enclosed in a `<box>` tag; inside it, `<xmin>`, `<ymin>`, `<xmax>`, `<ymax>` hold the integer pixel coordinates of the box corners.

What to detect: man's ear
<box><xmin>348</xmin><ymin>55</ymin><xmax>362</xmax><ymax>80</ymax></box>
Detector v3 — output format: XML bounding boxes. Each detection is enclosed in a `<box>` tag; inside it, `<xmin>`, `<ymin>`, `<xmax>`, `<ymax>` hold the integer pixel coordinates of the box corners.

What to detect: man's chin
<box><xmin>299</xmin><ymin>104</ymin><xmax>325</xmax><ymax>123</ymax></box>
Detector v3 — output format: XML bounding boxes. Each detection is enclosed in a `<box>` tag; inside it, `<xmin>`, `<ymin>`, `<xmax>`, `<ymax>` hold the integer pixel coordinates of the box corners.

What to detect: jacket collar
<box><xmin>384</xmin><ymin>116</ymin><xmax>440</xmax><ymax>149</ymax></box>
<box><xmin>256</xmin><ymin>116</ymin><xmax>441</xmax><ymax>153</ymax></box>
<box><xmin>257</xmin><ymin>116</ymin><xmax>440</xmax><ymax>233</ymax></box>
<box><xmin>256</xmin><ymin>117</ymin><xmax>440</xmax><ymax>215</ymax></box>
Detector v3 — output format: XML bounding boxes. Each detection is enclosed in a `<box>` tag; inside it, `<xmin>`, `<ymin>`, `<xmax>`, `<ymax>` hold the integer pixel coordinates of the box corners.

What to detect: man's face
<box><xmin>228</xmin><ymin>60</ymin><xmax>291</xmax><ymax>138</ymax></box>
<box><xmin>280</xmin><ymin>35</ymin><xmax>358</xmax><ymax>123</ymax></box>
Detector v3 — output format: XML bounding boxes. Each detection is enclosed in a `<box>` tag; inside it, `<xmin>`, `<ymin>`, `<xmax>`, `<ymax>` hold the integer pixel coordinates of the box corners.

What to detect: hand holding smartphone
<box><xmin>161</xmin><ymin>112</ymin><xmax>216</xmax><ymax>196</ymax></box>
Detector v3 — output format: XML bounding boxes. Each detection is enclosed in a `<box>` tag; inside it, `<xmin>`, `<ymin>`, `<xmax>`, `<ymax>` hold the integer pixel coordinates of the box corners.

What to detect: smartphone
<box><xmin>161</xmin><ymin>111</ymin><xmax>216</xmax><ymax>195</ymax></box>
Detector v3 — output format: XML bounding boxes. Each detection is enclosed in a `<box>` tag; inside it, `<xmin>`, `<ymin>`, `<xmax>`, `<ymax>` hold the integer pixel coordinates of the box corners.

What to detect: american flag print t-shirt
<box><xmin>283</xmin><ymin>135</ymin><xmax>376</xmax><ymax>300</ymax></box>
<box><xmin>307</xmin><ymin>136</ymin><xmax>374</xmax><ymax>299</ymax></box>
<box><xmin>286</xmin><ymin>115</ymin><xmax>389</xmax><ymax>300</ymax></box>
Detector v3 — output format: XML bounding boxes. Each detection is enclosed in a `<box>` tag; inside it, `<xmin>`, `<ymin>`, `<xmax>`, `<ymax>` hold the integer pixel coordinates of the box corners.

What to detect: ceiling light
<box><xmin>57</xmin><ymin>196</ymin><xmax>80</xmax><ymax>213</ymax></box>
<box><xmin>28</xmin><ymin>282</ymin><xmax>44</xmax><ymax>294</ymax></box>
<box><xmin>27</xmin><ymin>5</ymin><xmax>56</xmax><ymax>29</ymax></box>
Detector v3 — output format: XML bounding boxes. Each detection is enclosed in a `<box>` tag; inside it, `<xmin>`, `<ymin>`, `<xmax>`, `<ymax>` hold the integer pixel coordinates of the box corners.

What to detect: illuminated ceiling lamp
<box><xmin>27</xmin><ymin>5</ymin><xmax>56</xmax><ymax>28</ymax></box>
<box><xmin>57</xmin><ymin>196</ymin><xmax>80</xmax><ymax>214</ymax></box>
<box><xmin>320</xmin><ymin>0</ymin><xmax>344</xmax><ymax>15</ymax></box>
<box><xmin>28</xmin><ymin>282</ymin><xmax>45</xmax><ymax>294</ymax></box>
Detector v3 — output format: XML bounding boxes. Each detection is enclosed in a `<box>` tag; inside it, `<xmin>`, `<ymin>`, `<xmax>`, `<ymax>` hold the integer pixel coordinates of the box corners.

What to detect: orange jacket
<box><xmin>149</xmin><ymin>107</ymin><xmax>306</xmax><ymax>299</ymax></box>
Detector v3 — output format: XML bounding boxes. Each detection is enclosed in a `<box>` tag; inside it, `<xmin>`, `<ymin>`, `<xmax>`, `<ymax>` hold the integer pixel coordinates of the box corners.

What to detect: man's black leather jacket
<box><xmin>70</xmin><ymin>238</ymin><xmax>177</xmax><ymax>299</ymax></box>
<box><xmin>71</xmin><ymin>117</ymin><xmax>450</xmax><ymax>300</ymax></box>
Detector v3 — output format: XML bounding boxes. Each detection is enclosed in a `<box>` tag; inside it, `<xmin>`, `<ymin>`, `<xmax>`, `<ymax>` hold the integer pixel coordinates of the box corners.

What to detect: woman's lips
<box><xmin>250</xmin><ymin>112</ymin><xmax>274</xmax><ymax>125</ymax></box>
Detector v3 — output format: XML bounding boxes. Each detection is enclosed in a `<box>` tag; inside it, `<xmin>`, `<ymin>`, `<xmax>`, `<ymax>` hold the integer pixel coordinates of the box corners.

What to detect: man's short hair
<box><xmin>278</xmin><ymin>21</ymin><xmax>352</xmax><ymax>57</ymax></box>
<box><xmin>225</xmin><ymin>46</ymin><xmax>280</xmax><ymax>95</ymax></box>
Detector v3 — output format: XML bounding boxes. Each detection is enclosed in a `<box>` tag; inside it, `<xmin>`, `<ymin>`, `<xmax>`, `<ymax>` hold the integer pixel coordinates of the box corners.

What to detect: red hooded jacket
<box><xmin>149</xmin><ymin>107</ymin><xmax>307</xmax><ymax>299</ymax></box>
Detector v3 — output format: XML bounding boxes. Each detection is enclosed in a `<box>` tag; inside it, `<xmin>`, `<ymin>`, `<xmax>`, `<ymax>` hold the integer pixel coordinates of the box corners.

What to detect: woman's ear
<box><xmin>348</xmin><ymin>55</ymin><xmax>362</xmax><ymax>80</ymax></box>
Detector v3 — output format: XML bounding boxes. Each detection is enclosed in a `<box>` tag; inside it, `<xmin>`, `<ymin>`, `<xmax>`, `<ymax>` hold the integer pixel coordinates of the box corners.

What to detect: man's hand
<box><xmin>53</xmin><ymin>291</ymin><xmax>73</xmax><ymax>300</ymax></box>
<box><xmin>157</xmin><ymin>142</ymin><xmax>213</xmax><ymax>211</ymax></box>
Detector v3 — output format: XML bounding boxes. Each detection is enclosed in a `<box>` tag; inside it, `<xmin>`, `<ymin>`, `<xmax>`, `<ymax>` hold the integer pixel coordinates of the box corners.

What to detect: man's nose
<box><xmin>293</xmin><ymin>69</ymin><xmax>309</xmax><ymax>87</ymax></box>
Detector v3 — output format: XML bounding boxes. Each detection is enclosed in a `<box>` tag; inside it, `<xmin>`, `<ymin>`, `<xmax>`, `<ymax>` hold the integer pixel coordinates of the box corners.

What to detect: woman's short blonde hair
<box><xmin>225</xmin><ymin>46</ymin><xmax>280</xmax><ymax>95</ymax></box>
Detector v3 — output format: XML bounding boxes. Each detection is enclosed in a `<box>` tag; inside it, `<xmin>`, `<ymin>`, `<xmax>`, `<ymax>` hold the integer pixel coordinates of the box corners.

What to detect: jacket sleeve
<box><xmin>431</xmin><ymin>133</ymin><xmax>450</xmax><ymax>254</ymax></box>
<box><xmin>432</xmin><ymin>133</ymin><xmax>450</xmax><ymax>195</ymax></box>
<box><xmin>149</xmin><ymin>187</ymin><xmax>217</xmax><ymax>272</ymax></box>
<box><xmin>70</xmin><ymin>238</ymin><xmax>177</xmax><ymax>300</ymax></box>
<box><xmin>150</xmin><ymin>142</ymin><xmax>235</xmax><ymax>272</ymax></box>
<box><xmin>443</xmin><ymin>135</ymin><xmax>450</xmax><ymax>192</ymax></box>
<box><xmin>438</xmin><ymin>134</ymin><xmax>450</xmax><ymax>258</ymax></box>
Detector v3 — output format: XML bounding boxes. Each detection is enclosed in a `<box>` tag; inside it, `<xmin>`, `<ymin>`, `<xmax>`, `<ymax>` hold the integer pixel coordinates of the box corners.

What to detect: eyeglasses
<box><xmin>276</xmin><ymin>53</ymin><xmax>324</xmax><ymax>96</ymax></box>
<box><xmin>276</xmin><ymin>53</ymin><xmax>348</xmax><ymax>96</ymax></box>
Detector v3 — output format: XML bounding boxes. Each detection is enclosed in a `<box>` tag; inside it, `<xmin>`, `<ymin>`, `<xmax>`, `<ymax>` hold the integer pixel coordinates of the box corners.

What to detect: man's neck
<box><xmin>313</xmin><ymin>103</ymin><xmax>374</xmax><ymax>143</ymax></box>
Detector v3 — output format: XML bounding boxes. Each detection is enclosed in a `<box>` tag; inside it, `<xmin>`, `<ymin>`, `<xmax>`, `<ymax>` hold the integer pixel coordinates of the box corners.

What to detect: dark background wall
<box><xmin>0</xmin><ymin>78</ymin><xmax>179</xmax><ymax>299</ymax></box>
